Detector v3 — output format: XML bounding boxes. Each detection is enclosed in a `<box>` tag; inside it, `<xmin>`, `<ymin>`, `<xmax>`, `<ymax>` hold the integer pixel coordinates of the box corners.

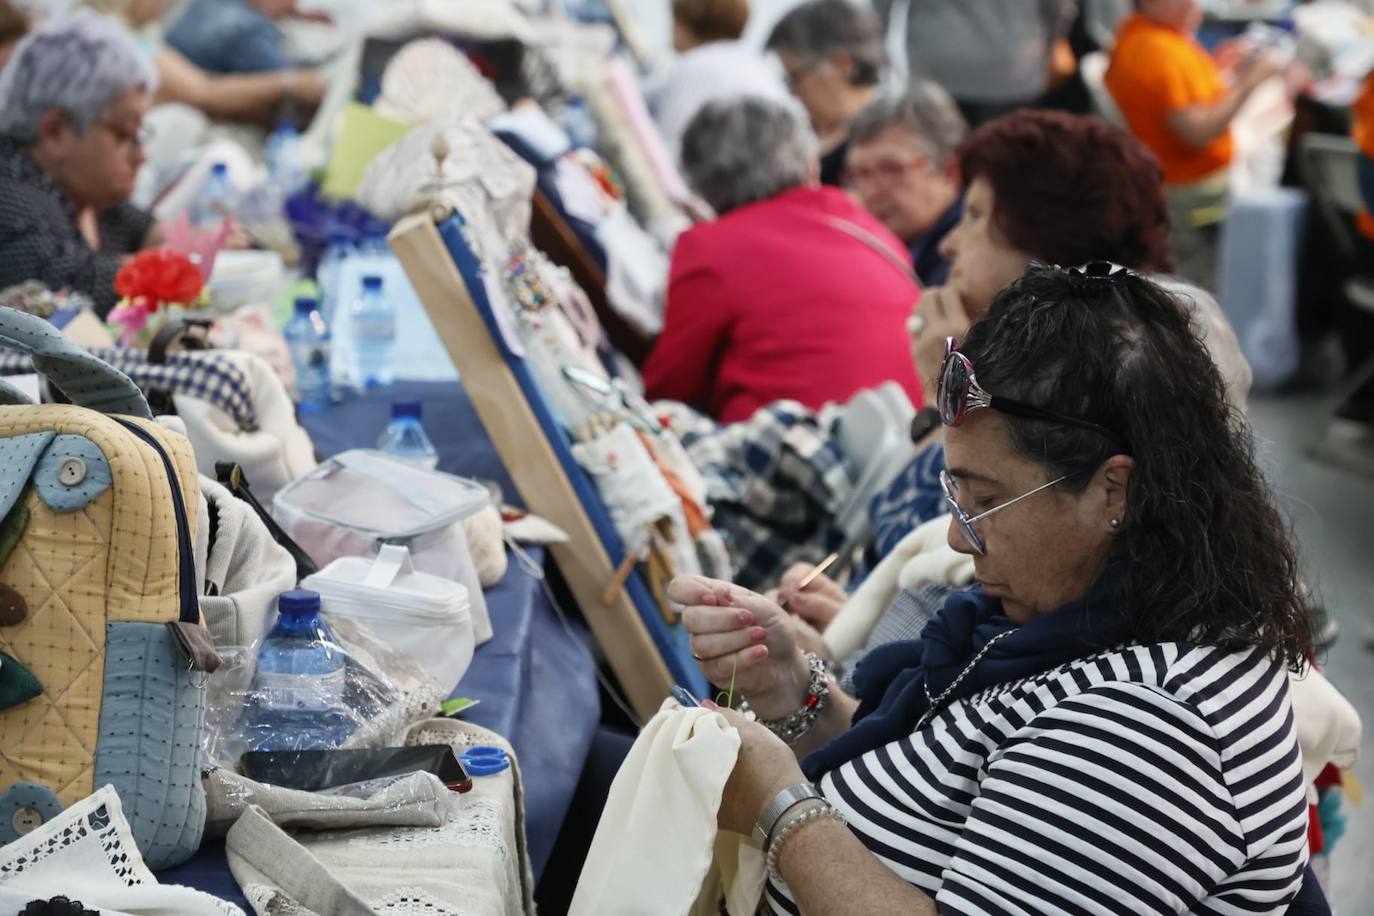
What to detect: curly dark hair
<box><xmin>960</xmin><ymin>265</ymin><xmax>1312</xmax><ymax>670</ymax></box>
<box><xmin>959</xmin><ymin>110</ymin><xmax>1176</xmax><ymax>275</ymax></box>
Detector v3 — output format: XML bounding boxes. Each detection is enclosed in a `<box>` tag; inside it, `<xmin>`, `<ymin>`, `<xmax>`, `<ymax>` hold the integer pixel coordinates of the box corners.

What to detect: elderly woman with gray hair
<box><xmin>642</xmin><ymin>95</ymin><xmax>924</xmax><ymax>424</ymax></box>
<box><xmin>765</xmin><ymin>0</ymin><xmax>886</xmax><ymax>186</ymax></box>
<box><xmin>0</xmin><ymin>11</ymin><xmax>159</xmax><ymax>316</ymax></box>
<box><xmin>844</xmin><ymin>83</ymin><xmax>968</xmax><ymax>287</ymax></box>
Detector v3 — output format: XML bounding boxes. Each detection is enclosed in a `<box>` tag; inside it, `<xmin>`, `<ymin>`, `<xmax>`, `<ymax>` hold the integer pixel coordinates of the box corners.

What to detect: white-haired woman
<box><xmin>0</xmin><ymin>11</ymin><xmax>160</xmax><ymax>315</ymax></box>
<box><xmin>642</xmin><ymin>95</ymin><xmax>924</xmax><ymax>423</ymax></box>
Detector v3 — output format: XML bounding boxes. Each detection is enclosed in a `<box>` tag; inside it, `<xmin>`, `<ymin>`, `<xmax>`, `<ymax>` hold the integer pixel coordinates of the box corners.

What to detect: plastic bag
<box><xmin>203</xmin><ymin>611</ymin><xmax>444</xmax><ymax>769</ymax></box>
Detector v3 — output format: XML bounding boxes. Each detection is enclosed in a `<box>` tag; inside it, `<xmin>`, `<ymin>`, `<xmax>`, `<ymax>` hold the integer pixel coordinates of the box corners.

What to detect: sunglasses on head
<box><xmin>937</xmin><ymin>337</ymin><xmax>1127</xmax><ymax>449</ymax></box>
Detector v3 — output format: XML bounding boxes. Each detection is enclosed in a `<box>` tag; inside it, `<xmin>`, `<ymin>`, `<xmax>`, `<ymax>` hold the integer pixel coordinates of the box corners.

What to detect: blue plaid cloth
<box><xmin>868</xmin><ymin>444</ymin><xmax>948</xmax><ymax>560</ymax></box>
<box><xmin>0</xmin><ymin>347</ymin><xmax>257</xmax><ymax>431</ymax></box>
<box><xmin>659</xmin><ymin>400</ymin><xmax>853</xmax><ymax>591</ymax></box>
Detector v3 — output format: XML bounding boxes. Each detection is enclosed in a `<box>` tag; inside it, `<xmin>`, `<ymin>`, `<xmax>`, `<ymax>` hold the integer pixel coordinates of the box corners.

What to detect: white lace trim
<box><xmin>349</xmin><ymin>797</ymin><xmax>508</xmax><ymax>858</ymax></box>
<box><xmin>375</xmin><ymin>885</ymin><xmax>481</xmax><ymax>916</ymax></box>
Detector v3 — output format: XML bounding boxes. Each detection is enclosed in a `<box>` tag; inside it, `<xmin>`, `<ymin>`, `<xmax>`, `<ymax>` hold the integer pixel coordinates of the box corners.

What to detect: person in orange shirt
<box><xmin>1353</xmin><ymin>68</ymin><xmax>1374</xmax><ymax>229</ymax></box>
<box><xmin>1105</xmin><ymin>0</ymin><xmax>1283</xmax><ymax>289</ymax></box>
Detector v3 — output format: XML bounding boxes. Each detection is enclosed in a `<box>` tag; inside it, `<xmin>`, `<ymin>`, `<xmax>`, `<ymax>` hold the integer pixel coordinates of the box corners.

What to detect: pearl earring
<box><xmin>1109</xmin><ymin>518</ymin><xmax>1121</xmax><ymax>530</ymax></box>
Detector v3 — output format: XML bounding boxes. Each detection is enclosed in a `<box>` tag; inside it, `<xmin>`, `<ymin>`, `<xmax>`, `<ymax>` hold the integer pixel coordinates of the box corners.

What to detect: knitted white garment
<box><xmin>570</xmin><ymin>702</ymin><xmax>766</xmax><ymax>916</ymax></box>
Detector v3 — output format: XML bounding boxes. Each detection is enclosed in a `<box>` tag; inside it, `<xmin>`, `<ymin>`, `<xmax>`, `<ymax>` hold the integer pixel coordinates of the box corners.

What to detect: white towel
<box><xmin>570</xmin><ymin>702</ymin><xmax>766</xmax><ymax>916</ymax></box>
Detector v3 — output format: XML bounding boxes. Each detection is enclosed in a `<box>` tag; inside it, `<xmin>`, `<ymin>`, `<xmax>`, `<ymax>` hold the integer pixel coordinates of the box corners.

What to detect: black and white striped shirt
<box><xmin>768</xmin><ymin>644</ymin><xmax>1309</xmax><ymax>914</ymax></box>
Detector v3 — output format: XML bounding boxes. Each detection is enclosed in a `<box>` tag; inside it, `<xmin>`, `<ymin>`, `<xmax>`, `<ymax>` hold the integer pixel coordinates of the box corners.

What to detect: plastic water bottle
<box><xmin>245</xmin><ymin>590</ymin><xmax>354</xmax><ymax>752</ymax></box>
<box><xmin>316</xmin><ymin>230</ymin><xmax>353</xmax><ymax>322</ymax></box>
<box><xmin>562</xmin><ymin>96</ymin><xmax>598</xmax><ymax>149</ymax></box>
<box><xmin>377</xmin><ymin>401</ymin><xmax>439</xmax><ymax>469</ymax></box>
<box><xmin>265</xmin><ymin>123</ymin><xmax>306</xmax><ymax>196</ymax></box>
<box><xmin>283</xmin><ymin>297</ymin><xmax>331</xmax><ymax>413</ymax></box>
<box><xmin>350</xmin><ymin>274</ymin><xmax>395</xmax><ymax>388</ymax></box>
<box><xmin>191</xmin><ymin>162</ymin><xmax>234</xmax><ymax>228</ymax></box>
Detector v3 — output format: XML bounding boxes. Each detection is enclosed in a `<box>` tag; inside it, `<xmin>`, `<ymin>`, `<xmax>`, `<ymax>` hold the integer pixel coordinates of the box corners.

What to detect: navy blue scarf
<box><xmin>802</xmin><ymin>570</ymin><xmax>1133</xmax><ymax>780</ymax></box>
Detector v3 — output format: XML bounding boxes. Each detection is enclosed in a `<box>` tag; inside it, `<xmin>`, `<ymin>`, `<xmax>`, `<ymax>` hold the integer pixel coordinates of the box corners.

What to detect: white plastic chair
<box><xmin>833</xmin><ymin>382</ymin><xmax>917</xmax><ymax>550</ymax></box>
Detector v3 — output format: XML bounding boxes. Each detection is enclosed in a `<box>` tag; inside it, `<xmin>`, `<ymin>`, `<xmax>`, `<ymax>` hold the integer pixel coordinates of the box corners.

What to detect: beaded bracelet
<box><xmin>738</xmin><ymin>653</ymin><xmax>830</xmax><ymax>745</ymax></box>
<box><xmin>765</xmin><ymin>800</ymin><xmax>847</xmax><ymax>883</ymax></box>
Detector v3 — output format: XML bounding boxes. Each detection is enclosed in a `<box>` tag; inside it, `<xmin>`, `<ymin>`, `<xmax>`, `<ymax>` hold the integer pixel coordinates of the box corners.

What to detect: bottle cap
<box><xmin>277</xmin><ymin>589</ymin><xmax>321</xmax><ymax>615</ymax></box>
<box><xmin>211</xmin><ymin>162</ymin><xmax>228</xmax><ymax>177</ymax></box>
<box><xmin>459</xmin><ymin>746</ymin><xmax>510</xmax><ymax>777</ymax></box>
<box><xmin>362</xmin><ymin>275</ymin><xmax>383</xmax><ymax>292</ymax></box>
<box><xmin>392</xmin><ymin>401</ymin><xmax>421</xmax><ymax>420</ymax></box>
<box><xmin>294</xmin><ymin>297</ymin><xmax>319</xmax><ymax>316</ymax></box>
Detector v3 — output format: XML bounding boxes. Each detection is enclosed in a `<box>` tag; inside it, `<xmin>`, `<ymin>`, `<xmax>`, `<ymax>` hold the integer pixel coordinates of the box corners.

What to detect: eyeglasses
<box><xmin>781</xmin><ymin>58</ymin><xmax>824</xmax><ymax>90</ymax></box>
<box><xmin>938</xmin><ymin>337</ymin><xmax>1126</xmax><ymax>448</ymax></box>
<box><xmin>841</xmin><ymin>156</ymin><xmax>924</xmax><ymax>190</ymax></box>
<box><xmin>940</xmin><ymin>467</ymin><xmax>1078</xmax><ymax>555</ymax></box>
<box><xmin>95</xmin><ymin>119</ymin><xmax>153</xmax><ymax>155</ymax></box>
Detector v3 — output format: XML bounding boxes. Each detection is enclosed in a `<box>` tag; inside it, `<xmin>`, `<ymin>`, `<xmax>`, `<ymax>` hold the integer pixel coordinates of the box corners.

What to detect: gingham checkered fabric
<box><xmin>867</xmin><ymin>444</ymin><xmax>948</xmax><ymax>561</ymax></box>
<box><xmin>0</xmin><ymin>347</ymin><xmax>257</xmax><ymax>431</ymax></box>
<box><xmin>657</xmin><ymin>400</ymin><xmax>853</xmax><ymax>591</ymax></box>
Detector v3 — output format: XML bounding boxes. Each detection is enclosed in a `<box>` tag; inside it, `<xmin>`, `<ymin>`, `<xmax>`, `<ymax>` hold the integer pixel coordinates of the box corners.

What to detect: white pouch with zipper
<box><xmin>273</xmin><ymin>449</ymin><xmax>493</xmax><ymax>643</ymax></box>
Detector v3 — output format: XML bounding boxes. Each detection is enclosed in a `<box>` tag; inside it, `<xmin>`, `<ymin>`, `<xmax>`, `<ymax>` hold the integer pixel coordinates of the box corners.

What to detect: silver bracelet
<box><xmin>765</xmin><ymin>800</ymin><xmax>847</xmax><ymax>883</ymax></box>
<box><xmin>738</xmin><ymin>653</ymin><xmax>830</xmax><ymax>745</ymax></box>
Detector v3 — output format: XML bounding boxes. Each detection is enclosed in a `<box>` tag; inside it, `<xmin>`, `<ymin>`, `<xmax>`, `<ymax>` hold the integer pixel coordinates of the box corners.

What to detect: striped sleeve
<box><xmin>936</xmin><ymin>682</ymin><xmax>1247</xmax><ymax>915</ymax></box>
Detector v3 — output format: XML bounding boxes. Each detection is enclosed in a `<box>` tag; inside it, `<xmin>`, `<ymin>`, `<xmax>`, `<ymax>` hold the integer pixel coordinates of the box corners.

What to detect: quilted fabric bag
<box><xmin>0</xmin><ymin>307</ymin><xmax>210</xmax><ymax>869</ymax></box>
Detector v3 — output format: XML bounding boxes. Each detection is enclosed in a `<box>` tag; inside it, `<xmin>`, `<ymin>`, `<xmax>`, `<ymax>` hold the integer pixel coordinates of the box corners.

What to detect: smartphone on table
<box><xmin>239</xmin><ymin>745</ymin><xmax>470</xmax><ymax>793</ymax></box>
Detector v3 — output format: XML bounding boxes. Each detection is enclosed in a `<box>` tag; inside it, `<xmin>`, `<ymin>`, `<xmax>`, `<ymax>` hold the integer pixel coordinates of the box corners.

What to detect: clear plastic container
<box><xmin>244</xmin><ymin>589</ymin><xmax>356</xmax><ymax>752</ymax></box>
<box><xmin>284</xmin><ymin>296</ymin><xmax>331</xmax><ymax>412</ymax></box>
<box><xmin>303</xmin><ymin>545</ymin><xmax>474</xmax><ymax>693</ymax></box>
<box><xmin>350</xmin><ymin>274</ymin><xmax>395</xmax><ymax>389</ymax></box>
<box><xmin>273</xmin><ymin>450</ymin><xmax>494</xmax><ymax>642</ymax></box>
<box><xmin>377</xmin><ymin>401</ymin><xmax>438</xmax><ymax>469</ymax></box>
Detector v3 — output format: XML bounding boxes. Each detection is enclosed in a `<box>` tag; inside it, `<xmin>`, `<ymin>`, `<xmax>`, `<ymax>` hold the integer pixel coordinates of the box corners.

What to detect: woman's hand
<box><xmin>777</xmin><ymin>563</ymin><xmax>847</xmax><ymax>631</ymax></box>
<box><xmin>671</xmin><ymin>576</ymin><xmax>809</xmax><ymax>719</ymax></box>
<box><xmin>909</xmin><ymin>286</ymin><xmax>971</xmax><ymax>388</ymax></box>
<box><xmin>702</xmin><ymin>700</ymin><xmax>807</xmax><ymax>836</ymax></box>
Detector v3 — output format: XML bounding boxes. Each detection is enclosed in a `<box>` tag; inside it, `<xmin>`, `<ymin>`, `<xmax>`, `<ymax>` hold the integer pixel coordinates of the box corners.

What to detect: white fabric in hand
<box><xmin>570</xmin><ymin>701</ymin><xmax>766</xmax><ymax>916</ymax></box>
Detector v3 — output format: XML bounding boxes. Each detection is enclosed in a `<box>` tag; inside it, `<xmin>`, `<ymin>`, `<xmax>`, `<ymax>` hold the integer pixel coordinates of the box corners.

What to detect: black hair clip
<box><xmin>1067</xmin><ymin>261</ymin><xmax>1133</xmax><ymax>281</ymax></box>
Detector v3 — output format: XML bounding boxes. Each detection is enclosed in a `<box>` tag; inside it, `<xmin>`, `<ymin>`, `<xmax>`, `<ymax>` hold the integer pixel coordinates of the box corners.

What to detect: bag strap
<box><xmin>215</xmin><ymin>461</ymin><xmax>319</xmax><ymax>580</ymax></box>
<box><xmin>817</xmin><ymin>215</ymin><xmax>921</xmax><ymax>289</ymax></box>
<box><xmin>0</xmin><ymin>306</ymin><xmax>152</xmax><ymax>417</ymax></box>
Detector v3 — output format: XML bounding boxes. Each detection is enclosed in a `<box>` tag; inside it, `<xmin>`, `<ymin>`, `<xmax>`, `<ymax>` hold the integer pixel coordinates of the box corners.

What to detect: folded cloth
<box><xmin>204</xmin><ymin>769</ymin><xmax>449</xmax><ymax>838</ymax></box>
<box><xmin>570</xmin><ymin>701</ymin><xmax>765</xmax><ymax>916</ymax></box>
<box><xmin>0</xmin><ymin>785</ymin><xmax>244</xmax><ymax>916</ymax></box>
<box><xmin>226</xmin><ymin>719</ymin><xmax>533</xmax><ymax>916</ymax></box>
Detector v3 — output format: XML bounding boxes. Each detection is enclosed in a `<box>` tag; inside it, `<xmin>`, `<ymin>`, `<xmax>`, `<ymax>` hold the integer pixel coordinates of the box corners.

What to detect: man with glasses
<box><xmin>844</xmin><ymin>84</ymin><xmax>967</xmax><ymax>287</ymax></box>
<box><xmin>0</xmin><ymin>11</ymin><xmax>160</xmax><ymax>317</ymax></box>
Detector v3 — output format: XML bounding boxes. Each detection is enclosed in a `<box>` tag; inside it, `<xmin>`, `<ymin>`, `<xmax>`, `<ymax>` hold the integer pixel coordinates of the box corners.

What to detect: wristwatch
<box><xmin>753</xmin><ymin>783</ymin><xmax>823</xmax><ymax>851</ymax></box>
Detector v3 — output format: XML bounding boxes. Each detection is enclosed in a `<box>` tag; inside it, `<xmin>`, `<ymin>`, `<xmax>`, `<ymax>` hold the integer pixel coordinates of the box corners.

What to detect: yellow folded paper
<box><xmin>322</xmin><ymin>103</ymin><xmax>417</xmax><ymax>200</ymax></box>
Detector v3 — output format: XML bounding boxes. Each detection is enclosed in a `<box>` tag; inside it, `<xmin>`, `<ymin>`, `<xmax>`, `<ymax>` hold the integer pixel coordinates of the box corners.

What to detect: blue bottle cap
<box><xmin>392</xmin><ymin>401</ymin><xmax>421</xmax><ymax>420</ymax></box>
<box><xmin>278</xmin><ymin>589</ymin><xmax>321</xmax><ymax>614</ymax></box>
<box><xmin>362</xmin><ymin>275</ymin><xmax>383</xmax><ymax>292</ymax></box>
<box><xmin>460</xmin><ymin>746</ymin><xmax>510</xmax><ymax>776</ymax></box>
<box><xmin>294</xmin><ymin>297</ymin><xmax>319</xmax><ymax>315</ymax></box>
<box><xmin>211</xmin><ymin>162</ymin><xmax>228</xmax><ymax>177</ymax></box>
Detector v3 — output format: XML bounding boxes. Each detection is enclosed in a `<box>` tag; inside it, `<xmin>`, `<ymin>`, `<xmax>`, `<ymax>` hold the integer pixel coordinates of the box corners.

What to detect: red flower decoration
<box><xmin>114</xmin><ymin>249</ymin><xmax>205</xmax><ymax>310</ymax></box>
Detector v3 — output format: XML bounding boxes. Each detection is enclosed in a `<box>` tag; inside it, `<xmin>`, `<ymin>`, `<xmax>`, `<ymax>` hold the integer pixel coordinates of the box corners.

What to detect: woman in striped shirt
<box><xmin>675</xmin><ymin>263</ymin><xmax>1317</xmax><ymax>913</ymax></box>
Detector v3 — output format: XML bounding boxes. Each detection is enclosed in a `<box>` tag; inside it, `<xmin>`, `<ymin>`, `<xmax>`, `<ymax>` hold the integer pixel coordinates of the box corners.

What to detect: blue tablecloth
<box><xmin>303</xmin><ymin>380</ymin><xmax>524</xmax><ymax>509</ymax></box>
<box><xmin>159</xmin><ymin>381</ymin><xmax>601</xmax><ymax>908</ymax></box>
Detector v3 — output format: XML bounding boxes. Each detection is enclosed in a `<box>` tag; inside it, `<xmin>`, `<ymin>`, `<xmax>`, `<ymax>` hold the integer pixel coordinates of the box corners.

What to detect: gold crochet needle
<box><xmin>780</xmin><ymin>552</ymin><xmax>840</xmax><ymax>611</ymax></box>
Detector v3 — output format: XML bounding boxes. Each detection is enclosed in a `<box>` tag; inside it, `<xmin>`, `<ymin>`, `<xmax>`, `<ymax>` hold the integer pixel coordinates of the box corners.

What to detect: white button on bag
<box><xmin>58</xmin><ymin>457</ymin><xmax>87</xmax><ymax>486</ymax></box>
<box><xmin>12</xmin><ymin>806</ymin><xmax>42</xmax><ymax>835</ymax></box>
